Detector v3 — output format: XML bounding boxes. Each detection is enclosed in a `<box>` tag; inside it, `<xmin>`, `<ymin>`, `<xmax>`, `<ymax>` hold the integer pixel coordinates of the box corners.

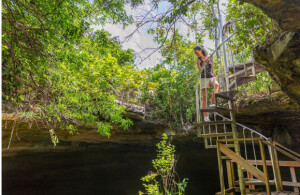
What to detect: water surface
<box><xmin>3</xmin><ymin>141</ymin><xmax>220</xmax><ymax>195</ymax></box>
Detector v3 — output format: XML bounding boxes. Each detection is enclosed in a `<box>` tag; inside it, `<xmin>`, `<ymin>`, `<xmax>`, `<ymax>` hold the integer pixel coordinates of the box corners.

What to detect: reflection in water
<box><xmin>3</xmin><ymin>141</ymin><xmax>220</xmax><ymax>195</ymax></box>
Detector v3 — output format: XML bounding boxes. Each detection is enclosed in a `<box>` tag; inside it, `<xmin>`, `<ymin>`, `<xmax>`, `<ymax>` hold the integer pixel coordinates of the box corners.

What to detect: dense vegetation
<box><xmin>2</xmin><ymin>0</ymin><xmax>274</xmax><ymax>143</ymax></box>
<box><xmin>2</xmin><ymin>0</ymin><xmax>143</xmax><ymax>141</ymax></box>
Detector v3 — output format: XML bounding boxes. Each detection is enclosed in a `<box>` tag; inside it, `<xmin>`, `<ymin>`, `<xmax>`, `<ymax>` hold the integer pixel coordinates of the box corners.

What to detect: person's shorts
<box><xmin>200</xmin><ymin>77</ymin><xmax>219</xmax><ymax>89</ymax></box>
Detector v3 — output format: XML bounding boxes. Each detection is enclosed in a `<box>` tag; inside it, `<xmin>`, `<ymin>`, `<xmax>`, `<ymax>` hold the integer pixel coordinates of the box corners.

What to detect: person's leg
<box><xmin>201</xmin><ymin>88</ymin><xmax>208</xmax><ymax>117</ymax></box>
<box><xmin>210</xmin><ymin>78</ymin><xmax>220</xmax><ymax>105</ymax></box>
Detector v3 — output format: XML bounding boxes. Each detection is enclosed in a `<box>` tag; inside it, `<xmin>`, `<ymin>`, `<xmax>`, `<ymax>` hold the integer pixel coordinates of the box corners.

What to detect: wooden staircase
<box><xmin>195</xmin><ymin>63</ymin><xmax>299</xmax><ymax>195</ymax></box>
<box><xmin>194</xmin><ymin>28</ymin><xmax>300</xmax><ymax>195</ymax></box>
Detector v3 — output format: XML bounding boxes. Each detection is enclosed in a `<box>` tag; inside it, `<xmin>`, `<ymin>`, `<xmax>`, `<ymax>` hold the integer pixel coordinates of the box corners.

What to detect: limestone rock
<box><xmin>238</xmin><ymin>0</ymin><xmax>300</xmax><ymax>103</ymax></box>
<box><xmin>254</xmin><ymin>32</ymin><xmax>300</xmax><ymax>103</ymax></box>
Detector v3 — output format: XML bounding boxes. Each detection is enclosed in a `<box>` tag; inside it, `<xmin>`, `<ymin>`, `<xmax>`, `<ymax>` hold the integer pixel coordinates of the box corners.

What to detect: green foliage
<box><xmin>142</xmin><ymin>35</ymin><xmax>198</xmax><ymax>127</ymax></box>
<box><xmin>237</xmin><ymin>72</ymin><xmax>272</xmax><ymax>96</ymax></box>
<box><xmin>2</xmin><ymin>0</ymin><xmax>144</xmax><ymax>144</ymax></box>
<box><xmin>139</xmin><ymin>134</ymin><xmax>188</xmax><ymax>195</ymax></box>
<box><xmin>49</xmin><ymin>129</ymin><xmax>59</xmax><ymax>147</ymax></box>
<box><xmin>3</xmin><ymin>0</ymin><xmax>276</xmax><ymax>146</ymax></box>
<box><xmin>226</xmin><ymin>0</ymin><xmax>272</xmax><ymax>54</ymax></box>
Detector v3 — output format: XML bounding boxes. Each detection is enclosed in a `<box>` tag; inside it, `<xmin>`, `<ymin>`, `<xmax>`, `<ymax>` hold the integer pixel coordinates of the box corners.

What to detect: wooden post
<box><xmin>290</xmin><ymin>167</ymin><xmax>299</xmax><ymax>192</ymax></box>
<box><xmin>259</xmin><ymin>140</ymin><xmax>270</xmax><ymax>195</ymax></box>
<box><xmin>268</xmin><ymin>139</ymin><xmax>283</xmax><ymax>191</ymax></box>
<box><xmin>228</xmin><ymin>99</ymin><xmax>245</xmax><ymax>195</ymax></box>
<box><xmin>196</xmin><ymin>80</ymin><xmax>199</xmax><ymax>123</ymax></box>
<box><xmin>217</xmin><ymin>142</ymin><xmax>226</xmax><ymax>195</ymax></box>
<box><xmin>231</xmin><ymin>161</ymin><xmax>236</xmax><ymax>188</ymax></box>
<box><xmin>273</xmin><ymin>142</ymin><xmax>283</xmax><ymax>191</ymax></box>
<box><xmin>226</xmin><ymin>160</ymin><xmax>234</xmax><ymax>190</ymax></box>
<box><xmin>196</xmin><ymin>79</ymin><xmax>201</xmax><ymax>138</ymax></box>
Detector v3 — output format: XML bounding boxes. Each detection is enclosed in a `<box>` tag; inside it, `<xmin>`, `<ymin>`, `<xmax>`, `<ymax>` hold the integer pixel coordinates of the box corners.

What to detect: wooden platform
<box><xmin>229</xmin><ymin>76</ymin><xmax>257</xmax><ymax>89</ymax></box>
<box><xmin>196</xmin><ymin>120</ymin><xmax>232</xmax><ymax>126</ymax></box>
<box><xmin>200</xmin><ymin>106</ymin><xmax>232</xmax><ymax>113</ymax></box>
<box><xmin>247</xmin><ymin>192</ymin><xmax>299</xmax><ymax>195</ymax></box>
<box><xmin>215</xmin><ymin>90</ymin><xmax>238</xmax><ymax>100</ymax></box>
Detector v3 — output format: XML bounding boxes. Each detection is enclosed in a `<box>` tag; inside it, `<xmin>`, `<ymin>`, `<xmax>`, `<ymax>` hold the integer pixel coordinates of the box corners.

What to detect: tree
<box><xmin>2</xmin><ymin>0</ymin><xmax>144</xmax><ymax>146</ymax></box>
<box><xmin>142</xmin><ymin>35</ymin><xmax>198</xmax><ymax>128</ymax></box>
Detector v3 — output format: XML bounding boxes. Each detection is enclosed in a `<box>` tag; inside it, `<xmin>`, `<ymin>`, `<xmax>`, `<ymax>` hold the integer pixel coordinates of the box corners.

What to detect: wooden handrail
<box><xmin>218</xmin><ymin>142</ymin><xmax>266</xmax><ymax>183</ymax></box>
<box><xmin>273</xmin><ymin>141</ymin><xmax>300</xmax><ymax>158</ymax></box>
<box><xmin>262</xmin><ymin>140</ymin><xmax>300</xmax><ymax>162</ymax></box>
<box><xmin>218</xmin><ymin>138</ymin><xmax>300</xmax><ymax>161</ymax></box>
<box><xmin>217</xmin><ymin>138</ymin><xmax>264</xmax><ymax>142</ymax></box>
<box><xmin>247</xmin><ymin>160</ymin><xmax>300</xmax><ymax>167</ymax></box>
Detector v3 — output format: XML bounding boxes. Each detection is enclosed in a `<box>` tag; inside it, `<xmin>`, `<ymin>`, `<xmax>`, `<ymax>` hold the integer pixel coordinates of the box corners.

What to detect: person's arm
<box><xmin>210</xmin><ymin>58</ymin><xmax>217</xmax><ymax>77</ymax></box>
<box><xmin>197</xmin><ymin>59</ymin><xmax>204</xmax><ymax>73</ymax></box>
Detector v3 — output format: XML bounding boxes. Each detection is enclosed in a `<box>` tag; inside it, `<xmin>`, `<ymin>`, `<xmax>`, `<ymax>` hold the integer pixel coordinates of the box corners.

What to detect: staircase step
<box><xmin>229</xmin><ymin>76</ymin><xmax>257</xmax><ymax>90</ymax></box>
<box><xmin>228</xmin><ymin>66</ymin><xmax>254</xmax><ymax>79</ymax></box>
<box><xmin>236</xmin><ymin>179</ymin><xmax>275</xmax><ymax>186</ymax></box>
<box><xmin>201</xmin><ymin>132</ymin><xmax>233</xmax><ymax>138</ymax></box>
<box><xmin>200</xmin><ymin>107</ymin><xmax>233</xmax><ymax>113</ymax></box>
<box><xmin>206</xmin><ymin>144</ymin><xmax>235</xmax><ymax>149</ymax></box>
<box><xmin>228</xmin><ymin>61</ymin><xmax>265</xmax><ymax>74</ymax></box>
<box><xmin>215</xmin><ymin>91</ymin><xmax>238</xmax><ymax>100</ymax></box>
<box><xmin>215</xmin><ymin>187</ymin><xmax>250</xmax><ymax>195</ymax></box>
<box><xmin>196</xmin><ymin>121</ymin><xmax>232</xmax><ymax>126</ymax></box>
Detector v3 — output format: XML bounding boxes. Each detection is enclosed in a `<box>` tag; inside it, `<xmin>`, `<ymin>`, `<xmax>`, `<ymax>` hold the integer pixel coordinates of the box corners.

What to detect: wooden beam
<box><xmin>273</xmin><ymin>141</ymin><xmax>300</xmax><ymax>158</ymax></box>
<box><xmin>282</xmin><ymin>181</ymin><xmax>300</xmax><ymax>187</ymax></box>
<box><xmin>247</xmin><ymin>160</ymin><xmax>300</xmax><ymax>167</ymax></box>
<box><xmin>290</xmin><ymin>167</ymin><xmax>299</xmax><ymax>192</ymax></box>
<box><xmin>226</xmin><ymin>160</ymin><xmax>235</xmax><ymax>191</ymax></box>
<box><xmin>268</xmin><ymin>142</ymin><xmax>283</xmax><ymax>191</ymax></box>
<box><xmin>201</xmin><ymin>132</ymin><xmax>233</xmax><ymax>138</ymax></box>
<box><xmin>241</xmin><ymin>179</ymin><xmax>275</xmax><ymax>186</ymax></box>
<box><xmin>196</xmin><ymin>121</ymin><xmax>232</xmax><ymax>126</ymax></box>
<box><xmin>217</xmin><ymin>142</ymin><xmax>225</xmax><ymax>195</ymax></box>
<box><xmin>262</xmin><ymin>141</ymin><xmax>300</xmax><ymax>161</ymax></box>
<box><xmin>218</xmin><ymin>138</ymin><xmax>264</xmax><ymax>142</ymax></box>
<box><xmin>259</xmin><ymin>140</ymin><xmax>270</xmax><ymax>195</ymax></box>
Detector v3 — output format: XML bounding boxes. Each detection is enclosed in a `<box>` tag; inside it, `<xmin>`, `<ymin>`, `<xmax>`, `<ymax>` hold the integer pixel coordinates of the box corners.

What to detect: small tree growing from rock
<box><xmin>139</xmin><ymin>134</ymin><xmax>188</xmax><ymax>195</ymax></box>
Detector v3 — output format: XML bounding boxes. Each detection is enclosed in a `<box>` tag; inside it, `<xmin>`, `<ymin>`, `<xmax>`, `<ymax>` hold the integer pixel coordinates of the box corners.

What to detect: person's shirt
<box><xmin>198</xmin><ymin>57</ymin><xmax>214</xmax><ymax>78</ymax></box>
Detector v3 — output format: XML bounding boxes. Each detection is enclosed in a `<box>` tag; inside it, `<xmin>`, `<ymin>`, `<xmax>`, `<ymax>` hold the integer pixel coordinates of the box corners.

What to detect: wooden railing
<box><xmin>216</xmin><ymin>138</ymin><xmax>300</xmax><ymax>195</ymax></box>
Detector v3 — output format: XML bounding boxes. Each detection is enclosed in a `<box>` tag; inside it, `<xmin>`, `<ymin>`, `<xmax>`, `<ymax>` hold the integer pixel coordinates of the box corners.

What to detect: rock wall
<box><xmin>235</xmin><ymin>91</ymin><xmax>300</xmax><ymax>147</ymax></box>
<box><xmin>254</xmin><ymin>32</ymin><xmax>300</xmax><ymax>104</ymax></box>
<box><xmin>238</xmin><ymin>0</ymin><xmax>300</xmax><ymax>104</ymax></box>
